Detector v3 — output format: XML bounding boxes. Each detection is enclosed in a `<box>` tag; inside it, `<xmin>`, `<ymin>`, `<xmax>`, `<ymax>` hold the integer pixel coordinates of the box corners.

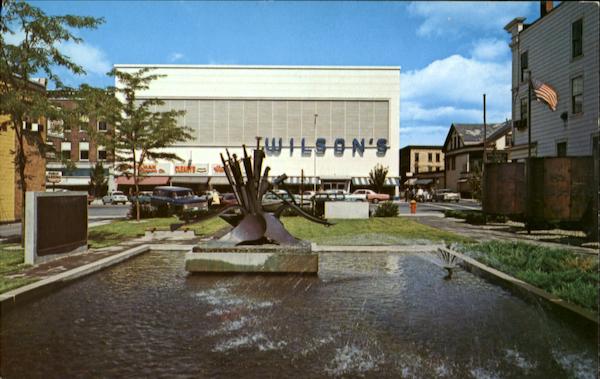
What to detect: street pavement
<box><xmin>1</xmin><ymin>201</ymin><xmax>478</xmax><ymax>239</ymax></box>
<box><xmin>395</xmin><ymin>199</ymin><xmax>481</xmax><ymax>216</ymax></box>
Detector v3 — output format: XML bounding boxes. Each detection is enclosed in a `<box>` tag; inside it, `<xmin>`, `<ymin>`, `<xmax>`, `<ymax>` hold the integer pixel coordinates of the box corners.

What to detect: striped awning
<box><xmin>267</xmin><ymin>176</ymin><xmax>320</xmax><ymax>185</ymax></box>
<box><xmin>352</xmin><ymin>177</ymin><xmax>400</xmax><ymax>187</ymax></box>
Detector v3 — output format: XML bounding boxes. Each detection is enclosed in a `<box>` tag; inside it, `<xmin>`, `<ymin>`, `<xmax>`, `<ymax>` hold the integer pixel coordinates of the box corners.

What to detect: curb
<box><xmin>313</xmin><ymin>244</ymin><xmax>444</xmax><ymax>253</ymax></box>
<box><xmin>441</xmin><ymin>247</ymin><xmax>598</xmax><ymax>325</ymax></box>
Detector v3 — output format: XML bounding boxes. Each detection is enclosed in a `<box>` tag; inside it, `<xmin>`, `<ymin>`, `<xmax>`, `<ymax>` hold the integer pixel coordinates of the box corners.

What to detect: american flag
<box><xmin>530</xmin><ymin>78</ymin><xmax>558</xmax><ymax>111</ymax></box>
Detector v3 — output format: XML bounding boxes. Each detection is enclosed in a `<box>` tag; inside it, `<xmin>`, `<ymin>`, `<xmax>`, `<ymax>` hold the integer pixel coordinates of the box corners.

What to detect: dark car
<box><xmin>151</xmin><ymin>186</ymin><xmax>207</xmax><ymax>218</ymax></box>
<box><xmin>221</xmin><ymin>193</ymin><xmax>238</xmax><ymax>206</ymax></box>
<box><xmin>130</xmin><ymin>191</ymin><xmax>153</xmax><ymax>204</ymax></box>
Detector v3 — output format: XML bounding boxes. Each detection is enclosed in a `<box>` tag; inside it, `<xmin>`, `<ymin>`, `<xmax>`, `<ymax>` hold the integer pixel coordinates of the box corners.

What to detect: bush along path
<box><xmin>458</xmin><ymin>241</ymin><xmax>598</xmax><ymax>312</ymax></box>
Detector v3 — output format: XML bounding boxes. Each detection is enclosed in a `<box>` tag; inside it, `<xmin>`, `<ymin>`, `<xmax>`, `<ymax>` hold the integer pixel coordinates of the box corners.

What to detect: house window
<box><xmin>415</xmin><ymin>152</ymin><xmax>419</xmax><ymax>162</ymax></box>
<box><xmin>60</xmin><ymin>142</ymin><xmax>71</xmax><ymax>160</ymax></box>
<box><xmin>435</xmin><ymin>153</ymin><xmax>440</xmax><ymax>162</ymax></box>
<box><xmin>79</xmin><ymin>142</ymin><xmax>89</xmax><ymax>161</ymax></box>
<box><xmin>572</xmin><ymin>76</ymin><xmax>583</xmax><ymax>114</ymax></box>
<box><xmin>520</xmin><ymin>51</ymin><xmax>528</xmax><ymax>82</ymax></box>
<box><xmin>572</xmin><ymin>19</ymin><xmax>583</xmax><ymax>58</ymax></box>
<box><xmin>98</xmin><ymin>121</ymin><xmax>108</xmax><ymax>132</ymax></box>
<box><xmin>428</xmin><ymin>153</ymin><xmax>433</xmax><ymax>162</ymax></box>
<box><xmin>98</xmin><ymin>146</ymin><xmax>107</xmax><ymax>161</ymax></box>
<box><xmin>556</xmin><ymin>142</ymin><xmax>567</xmax><ymax>157</ymax></box>
<box><xmin>520</xmin><ymin>98</ymin><xmax>528</xmax><ymax>127</ymax></box>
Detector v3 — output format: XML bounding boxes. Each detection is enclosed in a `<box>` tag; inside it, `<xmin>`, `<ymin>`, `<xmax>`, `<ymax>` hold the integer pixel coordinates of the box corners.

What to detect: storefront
<box><xmin>113</xmin><ymin>65</ymin><xmax>401</xmax><ymax>196</ymax></box>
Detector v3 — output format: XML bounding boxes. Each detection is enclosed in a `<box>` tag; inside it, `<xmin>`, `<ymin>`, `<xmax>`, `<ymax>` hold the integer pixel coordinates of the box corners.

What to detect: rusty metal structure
<box><xmin>171</xmin><ymin>144</ymin><xmax>330</xmax><ymax>245</ymax></box>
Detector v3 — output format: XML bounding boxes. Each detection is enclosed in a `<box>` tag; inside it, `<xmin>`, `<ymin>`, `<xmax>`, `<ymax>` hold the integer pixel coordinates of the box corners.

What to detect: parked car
<box><xmin>351</xmin><ymin>189</ymin><xmax>390</xmax><ymax>203</ymax></box>
<box><xmin>312</xmin><ymin>191</ymin><xmax>348</xmax><ymax>216</ymax></box>
<box><xmin>102</xmin><ymin>191</ymin><xmax>128</xmax><ymax>205</ymax></box>
<box><xmin>301</xmin><ymin>190</ymin><xmax>316</xmax><ymax>200</ymax></box>
<box><xmin>433</xmin><ymin>189</ymin><xmax>461</xmax><ymax>202</ymax></box>
<box><xmin>130</xmin><ymin>191</ymin><xmax>153</xmax><ymax>204</ymax></box>
<box><xmin>151</xmin><ymin>186</ymin><xmax>208</xmax><ymax>218</ymax></box>
<box><xmin>221</xmin><ymin>193</ymin><xmax>238</xmax><ymax>206</ymax></box>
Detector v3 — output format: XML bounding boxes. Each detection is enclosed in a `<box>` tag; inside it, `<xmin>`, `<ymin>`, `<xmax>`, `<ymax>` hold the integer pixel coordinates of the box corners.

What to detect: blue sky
<box><xmin>15</xmin><ymin>1</ymin><xmax>539</xmax><ymax>147</ymax></box>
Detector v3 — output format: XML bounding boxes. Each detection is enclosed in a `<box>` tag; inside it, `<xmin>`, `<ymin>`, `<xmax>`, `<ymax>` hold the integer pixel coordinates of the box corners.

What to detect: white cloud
<box><xmin>471</xmin><ymin>38</ymin><xmax>509</xmax><ymax>61</ymax></box>
<box><xmin>401</xmin><ymin>54</ymin><xmax>511</xmax><ymax>108</ymax></box>
<box><xmin>58</xmin><ymin>41</ymin><xmax>111</xmax><ymax>76</ymax></box>
<box><xmin>402</xmin><ymin>101</ymin><xmax>481</xmax><ymax>122</ymax></box>
<box><xmin>169</xmin><ymin>52</ymin><xmax>184</xmax><ymax>62</ymax></box>
<box><xmin>407</xmin><ymin>1</ymin><xmax>533</xmax><ymax>38</ymax></box>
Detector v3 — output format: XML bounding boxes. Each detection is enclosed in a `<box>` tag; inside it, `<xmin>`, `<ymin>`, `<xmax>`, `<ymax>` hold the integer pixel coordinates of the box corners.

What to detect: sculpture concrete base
<box><xmin>185</xmin><ymin>242</ymin><xmax>318</xmax><ymax>274</ymax></box>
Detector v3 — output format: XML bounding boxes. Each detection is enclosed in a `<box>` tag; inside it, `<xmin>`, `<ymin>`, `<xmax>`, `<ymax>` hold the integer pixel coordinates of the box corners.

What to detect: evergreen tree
<box><xmin>369</xmin><ymin>163</ymin><xmax>389</xmax><ymax>194</ymax></box>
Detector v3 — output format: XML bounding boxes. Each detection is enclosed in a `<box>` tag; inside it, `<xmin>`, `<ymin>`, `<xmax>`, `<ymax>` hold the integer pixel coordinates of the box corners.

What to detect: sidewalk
<box><xmin>413</xmin><ymin>216</ymin><xmax>598</xmax><ymax>255</ymax></box>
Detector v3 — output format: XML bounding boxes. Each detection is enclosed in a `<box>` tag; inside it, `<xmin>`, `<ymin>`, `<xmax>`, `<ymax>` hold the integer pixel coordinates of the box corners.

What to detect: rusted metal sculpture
<box><xmin>171</xmin><ymin>144</ymin><xmax>330</xmax><ymax>245</ymax></box>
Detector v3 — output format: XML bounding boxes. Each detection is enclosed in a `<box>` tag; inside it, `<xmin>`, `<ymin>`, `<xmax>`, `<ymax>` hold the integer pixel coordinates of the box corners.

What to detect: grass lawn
<box><xmin>0</xmin><ymin>244</ymin><xmax>38</xmax><ymax>294</ymax></box>
<box><xmin>88</xmin><ymin>217</ymin><xmax>230</xmax><ymax>248</ymax></box>
<box><xmin>281</xmin><ymin>217</ymin><xmax>472</xmax><ymax>245</ymax></box>
<box><xmin>461</xmin><ymin>241</ymin><xmax>598</xmax><ymax>311</ymax></box>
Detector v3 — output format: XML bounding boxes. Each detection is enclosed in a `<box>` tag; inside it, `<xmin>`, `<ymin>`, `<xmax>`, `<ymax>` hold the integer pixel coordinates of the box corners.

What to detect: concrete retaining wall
<box><xmin>325</xmin><ymin>201</ymin><xmax>369</xmax><ymax>219</ymax></box>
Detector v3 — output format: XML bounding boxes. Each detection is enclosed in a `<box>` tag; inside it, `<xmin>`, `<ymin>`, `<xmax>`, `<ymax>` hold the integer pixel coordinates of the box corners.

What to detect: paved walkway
<box><xmin>413</xmin><ymin>216</ymin><xmax>598</xmax><ymax>255</ymax></box>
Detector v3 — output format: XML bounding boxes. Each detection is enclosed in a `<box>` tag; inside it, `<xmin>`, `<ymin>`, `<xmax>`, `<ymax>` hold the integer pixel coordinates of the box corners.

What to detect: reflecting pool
<box><xmin>1</xmin><ymin>251</ymin><xmax>596</xmax><ymax>378</ymax></box>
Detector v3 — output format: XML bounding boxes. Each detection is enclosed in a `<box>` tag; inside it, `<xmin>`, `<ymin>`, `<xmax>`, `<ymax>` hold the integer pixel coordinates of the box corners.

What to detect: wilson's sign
<box><xmin>263</xmin><ymin>137</ymin><xmax>389</xmax><ymax>156</ymax></box>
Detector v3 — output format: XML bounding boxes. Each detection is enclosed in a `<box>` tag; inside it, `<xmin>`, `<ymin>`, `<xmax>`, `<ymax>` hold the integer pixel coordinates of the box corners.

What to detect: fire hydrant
<box><xmin>410</xmin><ymin>200</ymin><xmax>417</xmax><ymax>214</ymax></box>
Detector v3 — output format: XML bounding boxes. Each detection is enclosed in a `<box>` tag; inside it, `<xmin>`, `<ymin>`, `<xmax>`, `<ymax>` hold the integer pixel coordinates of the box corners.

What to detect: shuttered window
<box><xmin>572</xmin><ymin>19</ymin><xmax>583</xmax><ymax>58</ymax></box>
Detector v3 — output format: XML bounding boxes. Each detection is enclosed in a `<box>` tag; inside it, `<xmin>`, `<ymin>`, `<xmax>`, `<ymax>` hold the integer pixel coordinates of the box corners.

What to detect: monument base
<box><xmin>185</xmin><ymin>242</ymin><xmax>318</xmax><ymax>274</ymax></box>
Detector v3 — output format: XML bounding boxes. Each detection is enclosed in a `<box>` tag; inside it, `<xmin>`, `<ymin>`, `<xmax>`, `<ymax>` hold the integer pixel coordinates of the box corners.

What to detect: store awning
<box><xmin>352</xmin><ymin>177</ymin><xmax>400</xmax><ymax>187</ymax></box>
<box><xmin>115</xmin><ymin>176</ymin><xmax>170</xmax><ymax>186</ymax></box>
<box><xmin>385</xmin><ymin>177</ymin><xmax>400</xmax><ymax>187</ymax></box>
<box><xmin>170</xmin><ymin>176</ymin><xmax>210</xmax><ymax>185</ymax></box>
<box><xmin>415</xmin><ymin>179</ymin><xmax>433</xmax><ymax>185</ymax></box>
<box><xmin>284</xmin><ymin>176</ymin><xmax>320</xmax><ymax>185</ymax></box>
<box><xmin>209</xmin><ymin>176</ymin><xmax>230</xmax><ymax>185</ymax></box>
<box><xmin>404</xmin><ymin>178</ymin><xmax>417</xmax><ymax>186</ymax></box>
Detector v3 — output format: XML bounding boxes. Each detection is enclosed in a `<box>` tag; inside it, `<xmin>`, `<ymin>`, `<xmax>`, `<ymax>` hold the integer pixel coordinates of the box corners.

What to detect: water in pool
<box><xmin>1</xmin><ymin>250</ymin><xmax>596</xmax><ymax>378</ymax></box>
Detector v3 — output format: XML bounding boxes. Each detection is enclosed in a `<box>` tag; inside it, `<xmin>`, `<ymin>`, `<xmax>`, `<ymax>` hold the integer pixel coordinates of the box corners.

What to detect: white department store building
<box><xmin>113</xmin><ymin>65</ymin><xmax>400</xmax><ymax>194</ymax></box>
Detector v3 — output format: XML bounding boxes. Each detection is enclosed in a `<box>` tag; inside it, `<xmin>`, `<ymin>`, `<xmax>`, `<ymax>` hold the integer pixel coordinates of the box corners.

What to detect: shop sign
<box><xmin>211</xmin><ymin>164</ymin><xmax>225</xmax><ymax>175</ymax></box>
<box><xmin>46</xmin><ymin>171</ymin><xmax>62</xmax><ymax>183</ymax></box>
<box><xmin>139</xmin><ymin>164</ymin><xmax>158</xmax><ymax>174</ymax></box>
<box><xmin>175</xmin><ymin>163</ymin><xmax>209</xmax><ymax>174</ymax></box>
<box><xmin>264</xmin><ymin>137</ymin><xmax>389</xmax><ymax>156</ymax></box>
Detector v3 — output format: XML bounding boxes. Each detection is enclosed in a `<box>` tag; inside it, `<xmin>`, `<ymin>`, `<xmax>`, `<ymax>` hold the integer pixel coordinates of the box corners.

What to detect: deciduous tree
<box><xmin>0</xmin><ymin>0</ymin><xmax>103</xmax><ymax>241</ymax></box>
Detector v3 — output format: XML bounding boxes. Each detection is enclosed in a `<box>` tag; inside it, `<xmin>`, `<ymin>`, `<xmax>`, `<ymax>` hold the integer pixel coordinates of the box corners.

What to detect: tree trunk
<box><xmin>15</xmin><ymin>124</ymin><xmax>27</xmax><ymax>247</ymax></box>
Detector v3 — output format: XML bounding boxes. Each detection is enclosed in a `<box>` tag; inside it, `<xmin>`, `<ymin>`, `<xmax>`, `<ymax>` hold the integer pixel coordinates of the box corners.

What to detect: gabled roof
<box><xmin>443</xmin><ymin>121</ymin><xmax>510</xmax><ymax>151</ymax></box>
<box><xmin>486</xmin><ymin>120</ymin><xmax>512</xmax><ymax>142</ymax></box>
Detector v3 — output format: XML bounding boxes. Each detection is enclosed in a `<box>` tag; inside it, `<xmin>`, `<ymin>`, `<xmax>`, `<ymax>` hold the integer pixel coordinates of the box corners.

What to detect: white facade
<box><xmin>113</xmin><ymin>65</ymin><xmax>400</xmax><ymax>190</ymax></box>
<box><xmin>506</xmin><ymin>1</ymin><xmax>599</xmax><ymax>160</ymax></box>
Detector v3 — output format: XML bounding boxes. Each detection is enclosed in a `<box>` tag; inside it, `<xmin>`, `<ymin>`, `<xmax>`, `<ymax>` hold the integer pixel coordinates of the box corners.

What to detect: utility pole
<box><xmin>313</xmin><ymin>113</ymin><xmax>318</xmax><ymax>192</ymax></box>
<box><xmin>482</xmin><ymin>94</ymin><xmax>487</xmax><ymax>224</ymax></box>
<box><xmin>526</xmin><ymin>70</ymin><xmax>532</xmax><ymax>234</ymax></box>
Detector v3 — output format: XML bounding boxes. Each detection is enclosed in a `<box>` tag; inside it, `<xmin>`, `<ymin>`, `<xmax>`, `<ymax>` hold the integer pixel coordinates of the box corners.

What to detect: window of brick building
<box><xmin>436</xmin><ymin>153</ymin><xmax>440</xmax><ymax>162</ymax></box>
<box><xmin>98</xmin><ymin>121</ymin><xmax>108</xmax><ymax>132</ymax></box>
<box><xmin>414</xmin><ymin>152</ymin><xmax>419</xmax><ymax>162</ymax></box>
<box><xmin>98</xmin><ymin>146</ymin><xmax>107</xmax><ymax>161</ymax></box>
<box><xmin>60</xmin><ymin>142</ymin><xmax>71</xmax><ymax>160</ymax></box>
<box><xmin>428</xmin><ymin>153</ymin><xmax>432</xmax><ymax>162</ymax></box>
<box><xmin>79</xmin><ymin>142</ymin><xmax>89</xmax><ymax>161</ymax></box>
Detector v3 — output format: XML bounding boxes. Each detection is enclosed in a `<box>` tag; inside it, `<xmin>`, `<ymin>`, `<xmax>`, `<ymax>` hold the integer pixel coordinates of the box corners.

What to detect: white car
<box><xmin>433</xmin><ymin>189</ymin><xmax>460</xmax><ymax>202</ymax></box>
<box><xmin>102</xmin><ymin>191</ymin><xmax>128</xmax><ymax>205</ymax></box>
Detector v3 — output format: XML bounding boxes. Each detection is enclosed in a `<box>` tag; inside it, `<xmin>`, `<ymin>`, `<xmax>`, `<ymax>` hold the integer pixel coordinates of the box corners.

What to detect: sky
<box><xmin>9</xmin><ymin>1</ymin><xmax>540</xmax><ymax>147</ymax></box>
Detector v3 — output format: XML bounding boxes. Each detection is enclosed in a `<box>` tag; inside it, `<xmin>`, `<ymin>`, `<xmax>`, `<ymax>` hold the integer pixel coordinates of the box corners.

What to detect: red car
<box><xmin>351</xmin><ymin>189</ymin><xmax>390</xmax><ymax>203</ymax></box>
<box><xmin>221</xmin><ymin>193</ymin><xmax>238</xmax><ymax>206</ymax></box>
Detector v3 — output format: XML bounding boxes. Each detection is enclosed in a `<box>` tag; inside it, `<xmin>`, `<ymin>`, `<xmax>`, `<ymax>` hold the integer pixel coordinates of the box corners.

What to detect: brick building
<box><xmin>399</xmin><ymin>145</ymin><xmax>445</xmax><ymax>190</ymax></box>
<box><xmin>0</xmin><ymin>80</ymin><xmax>47</xmax><ymax>223</ymax></box>
<box><xmin>46</xmin><ymin>94</ymin><xmax>111</xmax><ymax>193</ymax></box>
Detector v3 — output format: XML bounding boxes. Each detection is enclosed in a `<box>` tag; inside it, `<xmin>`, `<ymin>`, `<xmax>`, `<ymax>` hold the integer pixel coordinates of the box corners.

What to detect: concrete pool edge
<box><xmin>0</xmin><ymin>244</ymin><xmax>194</xmax><ymax>313</ymax></box>
<box><xmin>441</xmin><ymin>247</ymin><xmax>598</xmax><ymax>325</ymax></box>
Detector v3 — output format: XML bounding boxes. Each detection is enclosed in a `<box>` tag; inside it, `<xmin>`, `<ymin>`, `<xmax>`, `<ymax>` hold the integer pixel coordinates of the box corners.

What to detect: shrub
<box><xmin>129</xmin><ymin>203</ymin><xmax>159</xmax><ymax>219</ymax></box>
<box><xmin>373</xmin><ymin>201</ymin><xmax>398</xmax><ymax>217</ymax></box>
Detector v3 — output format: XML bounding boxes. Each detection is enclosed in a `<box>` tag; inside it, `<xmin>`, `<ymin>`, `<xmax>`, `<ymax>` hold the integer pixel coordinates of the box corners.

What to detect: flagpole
<box><xmin>526</xmin><ymin>70</ymin><xmax>532</xmax><ymax>234</ymax></box>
